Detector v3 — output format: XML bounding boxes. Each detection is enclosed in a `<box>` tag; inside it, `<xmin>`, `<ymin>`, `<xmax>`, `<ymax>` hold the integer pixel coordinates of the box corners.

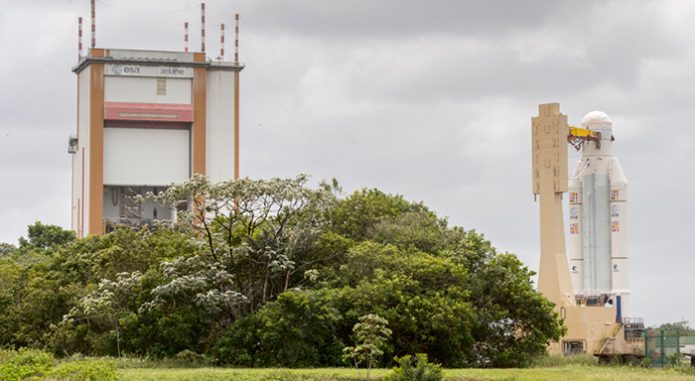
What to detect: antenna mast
<box><xmin>219</xmin><ymin>23</ymin><xmax>225</xmax><ymax>60</ymax></box>
<box><xmin>200</xmin><ymin>3</ymin><xmax>206</xmax><ymax>53</ymax></box>
<box><xmin>78</xmin><ymin>17</ymin><xmax>83</xmax><ymax>60</ymax></box>
<box><xmin>184</xmin><ymin>22</ymin><xmax>189</xmax><ymax>52</ymax></box>
<box><xmin>90</xmin><ymin>0</ymin><xmax>96</xmax><ymax>48</ymax></box>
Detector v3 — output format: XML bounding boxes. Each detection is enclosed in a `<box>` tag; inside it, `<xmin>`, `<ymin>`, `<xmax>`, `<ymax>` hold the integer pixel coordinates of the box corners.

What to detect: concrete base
<box><xmin>549</xmin><ymin>305</ymin><xmax>618</xmax><ymax>355</ymax></box>
<box><xmin>549</xmin><ymin>305</ymin><xmax>643</xmax><ymax>357</ymax></box>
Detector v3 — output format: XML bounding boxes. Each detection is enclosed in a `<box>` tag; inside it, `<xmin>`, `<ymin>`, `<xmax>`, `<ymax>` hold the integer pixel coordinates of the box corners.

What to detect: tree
<box><xmin>47</xmin><ymin>228</ymin><xmax>203</xmax><ymax>357</ymax></box>
<box><xmin>18</xmin><ymin>222</ymin><xmax>75</xmax><ymax>250</ymax></box>
<box><xmin>331</xmin><ymin>189</ymin><xmax>411</xmax><ymax>242</ymax></box>
<box><xmin>343</xmin><ymin>314</ymin><xmax>392</xmax><ymax>381</ymax></box>
<box><xmin>0</xmin><ymin>242</ymin><xmax>16</xmax><ymax>257</ymax></box>
<box><xmin>64</xmin><ymin>272</ymin><xmax>144</xmax><ymax>357</ymax></box>
<box><xmin>216</xmin><ymin>290</ymin><xmax>344</xmax><ymax>367</ymax></box>
<box><xmin>0</xmin><ymin>259</ymin><xmax>21</xmax><ymax>345</ymax></box>
<box><xmin>148</xmin><ymin>174</ymin><xmax>338</xmax><ymax>314</ymax></box>
<box><xmin>385</xmin><ymin>354</ymin><xmax>443</xmax><ymax>381</ymax></box>
<box><xmin>335</xmin><ymin>242</ymin><xmax>476</xmax><ymax>367</ymax></box>
<box><xmin>369</xmin><ymin>205</ymin><xmax>446</xmax><ymax>253</ymax></box>
<box><xmin>440</xmin><ymin>232</ymin><xmax>564</xmax><ymax>367</ymax></box>
<box><xmin>656</xmin><ymin>321</ymin><xmax>695</xmax><ymax>337</ymax></box>
<box><xmin>0</xmin><ymin>176</ymin><xmax>563</xmax><ymax>366</ymax></box>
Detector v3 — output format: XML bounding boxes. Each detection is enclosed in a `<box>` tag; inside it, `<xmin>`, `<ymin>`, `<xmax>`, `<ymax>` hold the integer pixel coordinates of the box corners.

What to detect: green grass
<box><xmin>118</xmin><ymin>367</ymin><xmax>387</xmax><ymax>380</ymax></box>
<box><xmin>117</xmin><ymin>366</ymin><xmax>695</xmax><ymax>381</ymax></box>
<box><xmin>445</xmin><ymin>366</ymin><xmax>695</xmax><ymax>380</ymax></box>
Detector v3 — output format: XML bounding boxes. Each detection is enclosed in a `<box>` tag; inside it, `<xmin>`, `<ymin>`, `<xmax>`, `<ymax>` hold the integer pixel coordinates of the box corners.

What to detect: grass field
<box><xmin>118</xmin><ymin>365</ymin><xmax>695</xmax><ymax>381</ymax></box>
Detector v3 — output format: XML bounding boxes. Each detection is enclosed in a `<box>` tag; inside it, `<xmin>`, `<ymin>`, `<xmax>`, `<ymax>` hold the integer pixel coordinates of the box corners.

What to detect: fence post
<box><xmin>644</xmin><ymin>328</ymin><xmax>648</xmax><ymax>364</ymax></box>
<box><xmin>660</xmin><ymin>329</ymin><xmax>666</xmax><ymax>367</ymax></box>
<box><xmin>677</xmin><ymin>333</ymin><xmax>681</xmax><ymax>366</ymax></box>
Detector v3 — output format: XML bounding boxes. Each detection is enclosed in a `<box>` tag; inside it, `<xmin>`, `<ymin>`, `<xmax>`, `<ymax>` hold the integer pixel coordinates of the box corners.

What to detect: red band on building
<box><xmin>104</xmin><ymin>102</ymin><xmax>194</xmax><ymax>122</ymax></box>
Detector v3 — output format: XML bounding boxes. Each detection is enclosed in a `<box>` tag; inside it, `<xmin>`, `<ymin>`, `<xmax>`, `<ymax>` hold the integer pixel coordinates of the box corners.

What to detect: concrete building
<box><xmin>69</xmin><ymin>48</ymin><xmax>242</xmax><ymax>236</ymax></box>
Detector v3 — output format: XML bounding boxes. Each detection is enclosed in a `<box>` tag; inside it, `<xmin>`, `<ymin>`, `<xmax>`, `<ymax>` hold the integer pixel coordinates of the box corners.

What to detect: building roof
<box><xmin>73</xmin><ymin>48</ymin><xmax>243</xmax><ymax>74</ymax></box>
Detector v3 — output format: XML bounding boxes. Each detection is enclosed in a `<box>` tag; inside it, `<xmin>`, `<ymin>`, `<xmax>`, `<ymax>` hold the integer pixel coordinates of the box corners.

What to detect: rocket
<box><xmin>567</xmin><ymin>111</ymin><xmax>630</xmax><ymax>313</ymax></box>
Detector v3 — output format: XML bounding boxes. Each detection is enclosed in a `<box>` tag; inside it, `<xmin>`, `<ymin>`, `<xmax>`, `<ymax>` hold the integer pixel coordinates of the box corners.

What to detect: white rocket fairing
<box><xmin>567</xmin><ymin>111</ymin><xmax>630</xmax><ymax>314</ymax></box>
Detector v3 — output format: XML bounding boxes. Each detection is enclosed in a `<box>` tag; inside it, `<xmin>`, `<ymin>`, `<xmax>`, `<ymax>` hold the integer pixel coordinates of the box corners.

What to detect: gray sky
<box><xmin>0</xmin><ymin>0</ymin><xmax>693</xmax><ymax>326</ymax></box>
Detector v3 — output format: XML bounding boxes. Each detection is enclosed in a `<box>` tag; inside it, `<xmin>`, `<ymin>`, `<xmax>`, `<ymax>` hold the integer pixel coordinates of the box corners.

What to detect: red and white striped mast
<box><xmin>200</xmin><ymin>3</ymin><xmax>206</xmax><ymax>54</ymax></box>
<box><xmin>184</xmin><ymin>22</ymin><xmax>189</xmax><ymax>52</ymax></box>
<box><xmin>219</xmin><ymin>23</ymin><xmax>225</xmax><ymax>60</ymax></box>
<box><xmin>234</xmin><ymin>14</ymin><xmax>239</xmax><ymax>65</ymax></box>
<box><xmin>90</xmin><ymin>0</ymin><xmax>96</xmax><ymax>48</ymax></box>
<box><xmin>78</xmin><ymin>17</ymin><xmax>83</xmax><ymax>60</ymax></box>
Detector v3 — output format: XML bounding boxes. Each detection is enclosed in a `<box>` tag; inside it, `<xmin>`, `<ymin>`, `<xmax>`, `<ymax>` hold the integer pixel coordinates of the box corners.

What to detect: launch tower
<box><xmin>532</xmin><ymin>103</ymin><xmax>642</xmax><ymax>359</ymax></box>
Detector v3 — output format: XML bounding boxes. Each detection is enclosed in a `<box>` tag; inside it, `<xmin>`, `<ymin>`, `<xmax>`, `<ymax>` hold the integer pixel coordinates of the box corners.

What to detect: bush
<box><xmin>174</xmin><ymin>349</ymin><xmax>209</xmax><ymax>366</ymax></box>
<box><xmin>48</xmin><ymin>359</ymin><xmax>118</xmax><ymax>381</ymax></box>
<box><xmin>384</xmin><ymin>354</ymin><xmax>443</xmax><ymax>381</ymax></box>
<box><xmin>530</xmin><ymin>353</ymin><xmax>597</xmax><ymax>367</ymax></box>
<box><xmin>0</xmin><ymin>348</ymin><xmax>55</xmax><ymax>381</ymax></box>
<box><xmin>0</xmin><ymin>349</ymin><xmax>117</xmax><ymax>381</ymax></box>
<box><xmin>215</xmin><ymin>290</ymin><xmax>344</xmax><ymax>367</ymax></box>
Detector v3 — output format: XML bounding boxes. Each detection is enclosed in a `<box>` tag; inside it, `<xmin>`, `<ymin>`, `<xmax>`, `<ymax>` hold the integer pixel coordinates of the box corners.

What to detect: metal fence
<box><xmin>644</xmin><ymin>329</ymin><xmax>680</xmax><ymax>367</ymax></box>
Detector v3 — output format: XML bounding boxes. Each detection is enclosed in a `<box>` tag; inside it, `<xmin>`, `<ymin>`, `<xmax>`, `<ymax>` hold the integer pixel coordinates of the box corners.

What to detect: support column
<box><xmin>234</xmin><ymin>70</ymin><xmax>239</xmax><ymax>180</ymax></box>
<box><xmin>192</xmin><ymin>52</ymin><xmax>207</xmax><ymax>176</ymax></box>
<box><xmin>533</xmin><ymin>103</ymin><xmax>574</xmax><ymax>307</ymax></box>
<box><xmin>88</xmin><ymin>48</ymin><xmax>105</xmax><ymax>235</ymax></box>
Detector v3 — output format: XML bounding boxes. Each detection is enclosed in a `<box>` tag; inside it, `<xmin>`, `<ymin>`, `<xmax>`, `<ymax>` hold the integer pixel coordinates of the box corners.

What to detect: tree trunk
<box><xmin>262</xmin><ymin>267</ymin><xmax>269</xmax><ymax>304</ymax></box>
<box><xmin>284</xmin><ymin>269</ymin><xmax>291</xmax><ymax>292</ymax></box>
<box><xmin>114</xmin><ymin>319</ymin><xmax>121</xmax><ymax>358</ymax></box>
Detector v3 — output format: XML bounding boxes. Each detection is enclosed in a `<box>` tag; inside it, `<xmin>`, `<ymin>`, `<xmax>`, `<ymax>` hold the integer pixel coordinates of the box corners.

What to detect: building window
<box><xmin>68</xmin><ymin>135</ymin><xmax>78</xmax><ymax>154</ymax></box>
<box><xmin>157</xmin><ymin>78</ymin><xmax>167</xmax><ymax>96</ymax></box>
<box><xmin>563</xmin><ymin>340</ymin><xmax>585</xmax><ymax>355</ymax></box>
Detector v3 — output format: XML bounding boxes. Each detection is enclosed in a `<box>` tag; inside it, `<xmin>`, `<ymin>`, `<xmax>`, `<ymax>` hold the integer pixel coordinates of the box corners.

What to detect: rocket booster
<box><xmin>567</xmin><ymin>111</ymin><xmax>630</xmax><ymax>313</ymax></box>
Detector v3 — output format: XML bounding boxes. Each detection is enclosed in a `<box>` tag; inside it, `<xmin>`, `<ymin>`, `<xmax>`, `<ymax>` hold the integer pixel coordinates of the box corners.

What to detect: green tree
<box><xmin>47</xmin><ymin>228</ymin><xmax>201</xmax><ymax>357</ymax></box>
<box><xmin>657</xmin><ymin>321</ymin><xmax>695</xmax><ymax>336</ymax></box>
<box><xmin>385</xmin><ymin>354</ymin><xmax>443</xmax><ymax>381</ymax></box>
<box><xmin>337</xmin><ymin>243</ymin><xmax>475</xmax><ymax>367</ymax></box>
<box><xmin>331</xmin><ymin>189</ymin><xmax>411</xmax><ymax>241</ymax></box>
<box><xmin>369</xmin><ymin>205</ymin><xmax>445</xmax><ymax>253</ymax></box>
<box><xmin>148</xmin><ymin>174</ymin><xmax>338</xmax><ymax>314</ymax></box>
<box><xmin>0</xmin><ymin>242</ymin><xmax>16</xmax><ymax>257</ymax></box>
<box><xmin>343</xmin><ymin>314</ymin><xmax>392</xmax><ymax>381</ymax></box>
<box><xmin>216</xmin><ymin>290</ymin><xmax>344</xmax><ymax>367</ymax></box>
<box><xmin>440</xmin><ymin>231</ymin><xmax>563</xmax><ymax>367</ymax></box>
<box><xmin>64</xmin><ymin>272</ymin><xmax>144</xmax><ymax>357</ymax></box>
<box><xmin>18</xmin><ymin>222</ymin><xmax>75</xmax><ymax>251</ymax></box>
<box><xmin>0</xmin><ymin>176</ymin><xmax>563</xmax><ymax>366</ymax></box>
<box><xmin>0</xmin><ymin>259</ymin><xmax>22</xmax><ymax>345</ymax></box>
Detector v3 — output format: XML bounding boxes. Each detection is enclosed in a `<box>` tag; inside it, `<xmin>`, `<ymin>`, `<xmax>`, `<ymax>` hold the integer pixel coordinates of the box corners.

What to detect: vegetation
<box><xmin>0</xmin><ymin>175</ymin><xmax>563</xmax><ymax>368</ymax></box>
<box><xmin>385</xmin><ymin>354</ymin><xmax>443</xmax><ymax>381</ymax></box>
<box><xmin>653</xmin><ymin>321</ymin><xmax>695</xmax><ymax>337</ymax></box>
<box><xmin>115</xmin><ymin>366</ymin><xmax>695</xmax><ymax>381</ymax></box>
<box><xmin>0</xmin><ymin>349</ymin><xmax>116</xmax><ymax>381</ymax></box>
<box><xmin>529</xmin><ymin>354</ymin><xmax>598</xmax><ymax>368</ymax></box>
<box><xmin>343</xmin><ymin>314</ymin><xmax>392</xmax><ymax>380</ymax></box>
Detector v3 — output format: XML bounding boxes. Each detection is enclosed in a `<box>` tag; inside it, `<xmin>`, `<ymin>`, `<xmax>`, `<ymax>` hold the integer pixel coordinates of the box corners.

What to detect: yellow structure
<box><xmin>532</xmin><ymin>103</ymin><xmax>642</xmax><ymax>358</ymax></box>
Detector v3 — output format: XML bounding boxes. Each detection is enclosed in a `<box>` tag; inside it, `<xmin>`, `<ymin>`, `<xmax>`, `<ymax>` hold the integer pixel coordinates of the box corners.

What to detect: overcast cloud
<box><xmin>1</xmin><ymin>0</ymin><xmax>694</xmax><ymax>326</ymax></box>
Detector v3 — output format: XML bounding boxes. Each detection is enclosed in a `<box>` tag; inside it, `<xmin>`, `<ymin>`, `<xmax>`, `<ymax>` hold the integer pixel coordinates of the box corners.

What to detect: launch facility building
<box><xmin>70</xmin><ymin>41</ymin><xmax>241</xmax><ymax>236</ymax></box>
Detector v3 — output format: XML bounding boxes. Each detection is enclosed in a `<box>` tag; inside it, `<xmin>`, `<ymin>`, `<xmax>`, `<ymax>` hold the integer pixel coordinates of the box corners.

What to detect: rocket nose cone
<box><xmin>581</xmin><ymin>111</ymin><xmax>613</xmax><ymax>129</ymax></box>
